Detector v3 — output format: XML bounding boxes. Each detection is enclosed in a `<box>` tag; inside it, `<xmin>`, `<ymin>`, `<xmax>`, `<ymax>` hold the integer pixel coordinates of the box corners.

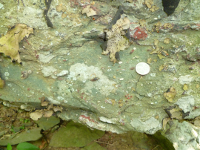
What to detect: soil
<box><xmin>0</xmin><ymin>103</ymin><xmax>169</xmax><ymax>150</ymax></box>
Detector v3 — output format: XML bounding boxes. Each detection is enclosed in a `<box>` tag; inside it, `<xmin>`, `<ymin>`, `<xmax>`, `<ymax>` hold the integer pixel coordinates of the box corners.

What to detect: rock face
<box><xmin>1</xmin><ymin>0</ymin><xmax>200</xmax><ymax>149</ymax></box>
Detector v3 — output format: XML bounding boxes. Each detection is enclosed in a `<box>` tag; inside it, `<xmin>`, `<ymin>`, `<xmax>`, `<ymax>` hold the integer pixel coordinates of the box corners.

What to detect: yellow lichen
<box><xmin>163</xmin><ymin>23</ymin><xmax>173</xmax><ymax>29</ymax></box>
<box><xmin>82</xmin><ymin>5</ymin><xmax>97</xmax><ymax>17</ymax></box>
<box><xmin>164</xmin><ymin>38</ymin><xmax>170</xmax><ymax>44</ymax></box>
<box><xmin>56</xmin><ymin>4</ymin><xmax>66</xmax><ymax>12</ymax></box>
<box><xmin>0</xmin><ymin>24</ymin><xmax>33</xmax><ymax>63</ymax></box>
<box><xmin>144</xmin><ymin>0</ymin><xmax>159</xmax><ymax>12</ymax></box>
<box><xmin>164</xmin><ymin>87</ymin><xmax>176</xmax><ymax>103</ymax></box>
<box><xmin>0</xmin><ymin>77</ymin><xmax>5</xmax><ymax>88</ymax></box>
<box><xmin>183</xmin><ymin>84</ymin><xmax>188</xmax><ymax>91</ymax></box>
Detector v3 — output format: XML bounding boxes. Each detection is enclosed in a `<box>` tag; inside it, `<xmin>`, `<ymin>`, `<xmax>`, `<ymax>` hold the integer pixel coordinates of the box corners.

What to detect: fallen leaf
<box><xmin>0</xmin><ymin>24</ymin><xmax>33</xmax><ymax>63</ymax></box>
<box><xmin>102</xmin><ymin>16</ymin><xmax>130</xmax><ymax>63</ymax></box>
<box><xmin>43</xmin><ymin>110</ymin><xmax>53</xmax><ymax>118</ymax></box>
<box><xmin>162</xmin><ymin>118</ymin><xmax>171</xmax><ymax>130</ymax></box>
<box><xmin>30</xmin><ymin>110</ymin><xmax>43</xmax><ymax>121</ymax></box>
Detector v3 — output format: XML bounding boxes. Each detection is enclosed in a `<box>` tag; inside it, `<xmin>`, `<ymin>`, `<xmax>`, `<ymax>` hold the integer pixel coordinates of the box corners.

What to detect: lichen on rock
<box><xmin>0</xmin><ymin>24</ymin><xmax>33</xmax><ymax>63</ymax></box>
<box><xmin>102</xmin><ymin>15</ymin><xmax>130</xmax><ymax>63</ymax></box>
<box><xmin>82</xmin><ymin>5</ymin><xmax>97</xmax><ymax>17</ymax></box>
<box><xmin>0</xmin><ymin>77</ymin><xmax>5</xmax><ymax>88</ymax></box>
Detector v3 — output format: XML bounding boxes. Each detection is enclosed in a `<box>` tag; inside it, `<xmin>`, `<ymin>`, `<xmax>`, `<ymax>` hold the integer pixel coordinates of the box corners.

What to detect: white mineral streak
<box><xmin>39</xmin><ymin>53</ymin><xmax>55</xmax><ymax>63</ymax></box>
<box><xmin>42</xmin><ymin>66</ymin><xmax>57</xmax><ymax>77</ymax></box>
<box><xmin>179</xmin><ymin>75</ymin><xmax>193</xmax><ymax>85</ymax></box>
<box><xmin>82</xmin><ymin>5</ymin><xmax>97</xmax><ymax>17</ymax></box>
<box><xmin>130</xmin><ymin>117</ymin><xmax>162</xmax><ymax>134</ymax></box>
<box><xmin>68</xmin><ymin>63</ymin><xmax>116</xmax><ymax>96</ymax></box>
<box><xmin>48</xmin><ymin>96</ymin><xmax>61</xmax><ymax>104</ymax></box>
<box><xmin>57</xmin><ymin>70</ymin><xmax>68</xmax><ymax>76</ymax></box>
<box><xmin>99</xmin><ymin>116</ymin><xmax>118</xmax><ymax>124</ymax></box>
<box><xmin>175</xmin><ymin>96</ymin><xmax>195</xmax><ymax>113</ymax></box>
<box><xmin>79</xmin><ymin>114</ymin><xmax>121</xmax><ymax>133</ymax></box>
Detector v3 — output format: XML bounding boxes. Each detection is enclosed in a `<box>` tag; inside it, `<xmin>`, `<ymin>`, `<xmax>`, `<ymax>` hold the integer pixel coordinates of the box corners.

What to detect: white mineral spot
<box><xmin>0</xmin><ymin>3</ymin><xmax>4</xmax><ymax>9</ymax></box>
<box><xmin>38</xmin><ymin>53</ymin><xmax>55</xmax><ymax>63</ymax></box>
<box><xmin>150</xmin><ymin>73</ymin><xmax>156</xmax><ymax>77</ymax></box>
<box><xmin>179</xmin><ymin>75</ymin><xmax>193</xmax><ymax>85</ymax></box>
<box><xmin>42</xmin><ymin>66</ymin><xmax>57</xmax><ymax>77</ymax></box>
<box><xmin>57</xmin><ymin>70</ymin><xmax>68</xmax><ymax>77</ymax></box>
<box><xmin>191</xmin><ymin>128</ymin><xmax>198</xmax><ymax>138</ymax></box>
<box><xmin>136</xmin><ymin>62</ymin><xmax>150</xmax><ymax>75</ymax></box>
<box><xmin>4</xmin><ymin>72</ymin><xmax>9</xmax><ymax>76</ymax></box>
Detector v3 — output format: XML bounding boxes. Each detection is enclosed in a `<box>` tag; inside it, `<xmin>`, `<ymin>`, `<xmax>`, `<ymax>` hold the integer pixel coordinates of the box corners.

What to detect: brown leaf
<box><xmin>0</xmin><ymin>24</ymin><xmax>33</xmax><ymax>63</ymax></box>
<box><xmin>30</xmin><ymin>110</ymin><xmax>43</xmax><ymax>121</ymax></box>
<box><xmin>162</xmin><ymin>118</ymin><xmax>171</xmax><ymax>130</ymax></box>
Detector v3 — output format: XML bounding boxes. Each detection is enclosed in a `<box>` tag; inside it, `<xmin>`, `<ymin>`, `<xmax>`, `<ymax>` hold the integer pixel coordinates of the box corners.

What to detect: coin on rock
<box><xmin>136</xmin><ymin>62</ymin><xmax>150</xmax><ymax>75</ymax></box>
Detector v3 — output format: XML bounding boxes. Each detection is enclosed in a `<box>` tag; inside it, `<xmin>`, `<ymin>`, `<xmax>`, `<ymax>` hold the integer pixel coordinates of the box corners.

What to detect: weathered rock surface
<box><xmin>1</xmin><ymin>0</ymin><xmax>200</xmax><ymax>149</ymax></box>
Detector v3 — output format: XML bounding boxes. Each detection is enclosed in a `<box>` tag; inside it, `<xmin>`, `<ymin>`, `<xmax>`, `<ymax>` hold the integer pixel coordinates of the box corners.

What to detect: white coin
<box><xmin>136</xmin><ymin>62</ymin><xmax>150</xmax><ymax>75</ymax></box>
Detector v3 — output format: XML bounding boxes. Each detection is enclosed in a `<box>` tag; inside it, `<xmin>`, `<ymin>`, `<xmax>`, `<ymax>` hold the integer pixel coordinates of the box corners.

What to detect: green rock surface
<box><xmin>36</xmin><ymin>116</ymin><xmax>60</xmax><ymax>130</ymax></box>
<box><xmin>1</xmin><ymin>0</ymin><xmax>200</xmax><ymax>149</ymax></box>
<box><xmin>50</xmin><ymin>121</ymin><xmax>105</xmax><ymax>147</ymax></box>
<box><xmin>0</xmin><ymin>127</ymin><xmax>42</xmax><ymax>146</ymax></box>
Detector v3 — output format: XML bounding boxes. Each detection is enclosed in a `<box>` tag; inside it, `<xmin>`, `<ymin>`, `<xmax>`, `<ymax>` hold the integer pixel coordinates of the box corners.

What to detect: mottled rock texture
<box><xmin>1</xmin><ymin>0</ymin><xmax>200</xmax><ymax>149</ymax></box>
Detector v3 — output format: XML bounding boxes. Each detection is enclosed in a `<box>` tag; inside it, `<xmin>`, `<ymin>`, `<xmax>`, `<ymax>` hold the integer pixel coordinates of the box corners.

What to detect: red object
<box><xmin>132</xmin><ymin>27</ymin><xmax>148</xmax><ymax>40</ymax></box>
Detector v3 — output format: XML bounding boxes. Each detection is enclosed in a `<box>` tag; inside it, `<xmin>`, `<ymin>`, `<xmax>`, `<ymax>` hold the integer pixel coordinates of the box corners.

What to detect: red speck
<box><xmin>80</xmin><ymin>115</ymin><xmax>96</xmax><ymax>123</ymax></box>
<box><xmin>25</xmin><ymin>39</ymin><xmax>30</xmax><ymax>45</ymax></box>
<box><xmin>130</xmin><ymin>49</ymin><xmax>134</xmax><ymax>54</ymax></box>
<box><xmin>131</xmin><ymin>26</ymin><xmax>148</xmax><ymax>40</ymax></box>
<box><xmin>63</xmin><ymin>59</ymin><xmax>66</xmax><ymax>61</ymax></box>
<box><xmin>27</xmin><ymin>88</ymin><xmax>30</xmax><ymax>91</ymax></box>
<box><xmin>125</xmin><ymin>94</ymin><xmax>132</xmax><ymax>99</ymax></box>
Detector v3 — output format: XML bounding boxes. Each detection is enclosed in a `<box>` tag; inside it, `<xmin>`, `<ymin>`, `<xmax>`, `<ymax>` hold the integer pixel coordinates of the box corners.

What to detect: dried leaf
<box><xmin>41</xmin><ymin>97</ymin><xmax>49</xmax><ymax>107</ymax></box>
<box><xmin>30</xmin><ymin>110</ymin><xmax>43</xmax><ymax>121</ymax></box>
<box><xmin>53</xmin><ymin>106</ymin><xmax>63</xmax><ymax>112</ymax></box>
<box><xmin>0</xmin><ymin>24</ymin><xmax>33</xmax><ymax>63</ymax></box>
<box><xmin>194</xmin><ymin>117</ymin><xmax>200</xmax><ymax>127</ymax></box>
<box><xmin>43</xmin><ymin>110</ymin><xmax>53</xmax><ymax>118</ymax></box>
<box><xmin>102</xmin><ymin>16</ymin><xmax>130</xmax><ymax>63</ymax></box>
<box><xmin>169</xmin><ymin>107</ymin><xmax>183</xmax><ymax>120</ymax></box>
<box><xmin>162</xmin><ymin>118</ymin><xmax>171</xmax><ymax>130</ymax></box>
